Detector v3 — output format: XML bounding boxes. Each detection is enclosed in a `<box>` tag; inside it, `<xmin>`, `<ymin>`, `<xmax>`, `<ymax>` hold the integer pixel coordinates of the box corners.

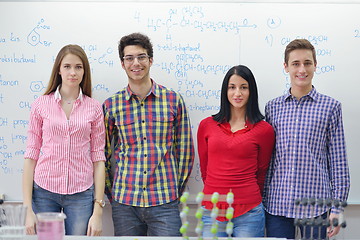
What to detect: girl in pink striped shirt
<box><xmin>23</xmin><ymin>45</ymin><xmax>106</xmax><ymax>236</ymax></box>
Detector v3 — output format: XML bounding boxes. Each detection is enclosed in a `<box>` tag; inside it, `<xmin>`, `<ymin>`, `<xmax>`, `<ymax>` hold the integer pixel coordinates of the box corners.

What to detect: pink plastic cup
<box><xmin>36</xmin><ymin>212</ymin><xmax>66</xmax><ymax>240</ymax></box>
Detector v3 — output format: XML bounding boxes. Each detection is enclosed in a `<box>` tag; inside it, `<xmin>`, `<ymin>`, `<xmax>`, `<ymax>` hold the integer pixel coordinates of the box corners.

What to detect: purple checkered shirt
<box><xmin>263</xmin><ymin>87</ymin><xmax>350</xmax><ymax>218</ymax></box>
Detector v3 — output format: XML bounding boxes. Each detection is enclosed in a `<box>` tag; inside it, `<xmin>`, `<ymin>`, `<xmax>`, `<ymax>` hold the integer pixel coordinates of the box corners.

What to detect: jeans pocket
<box><xmin>247</xmin><ymin>203</ymin><xmax>264</xmax><ymax>214</ymax></box>
<box><xmin>87</xmin><ymin>184</ymin><xmax>95</xmax><ymax>191</ymax></box>
<box><xmin>163</xmin><ymin>199</ymin><xmax>180</xmax><ymax>209</ymax></box>
<box><xmin>33</xmin><ymin>182</ymin><xmax>40</xmax><ymax>190</ymax></box>
<box><xmin>79</xmin><ymin>185</ymin><xmax>94</xmax><ymax>199</ymax></box>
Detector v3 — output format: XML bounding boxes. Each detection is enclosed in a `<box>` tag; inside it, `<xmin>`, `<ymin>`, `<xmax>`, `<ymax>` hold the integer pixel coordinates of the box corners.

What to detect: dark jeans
<box><xmin>111</xmin><ymin>200</ymin><xmax>182</xmax><ymax>236</ymax></box>
<box><xmin>265</xmin><ymin>211</ymin><xmax>327</xmax><ymax>240</ymax></box>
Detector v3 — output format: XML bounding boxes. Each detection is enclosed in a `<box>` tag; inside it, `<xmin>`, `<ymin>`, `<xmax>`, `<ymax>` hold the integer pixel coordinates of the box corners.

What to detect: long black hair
<box><xmin>212</xmin><ymin>65</ymin><xmax>264</xmax><ymax>124</ymax></box>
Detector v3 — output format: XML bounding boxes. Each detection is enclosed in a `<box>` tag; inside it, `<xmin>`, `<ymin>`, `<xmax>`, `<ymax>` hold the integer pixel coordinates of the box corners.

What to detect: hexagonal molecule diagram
<box><xmin>27</xmin><ymin>30</ymin><xmax>41</xmax><ymax>46</ymax></box>
<box><xmin>30</xmin><ymin>81</ymin><xmax>45</xmax><ymax>92</ymax></box>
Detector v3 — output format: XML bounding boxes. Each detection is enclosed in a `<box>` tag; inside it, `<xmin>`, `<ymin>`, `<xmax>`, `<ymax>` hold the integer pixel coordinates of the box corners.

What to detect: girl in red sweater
<box><xmin>197</xmin><ymin>65</ymin><xmax>274</xmax><ymax>237</ymax></box>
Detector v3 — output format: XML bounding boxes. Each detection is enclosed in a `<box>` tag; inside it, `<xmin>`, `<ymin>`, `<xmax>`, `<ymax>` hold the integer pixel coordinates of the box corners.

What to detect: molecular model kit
<box><xmin>293</xmin><ymin>197</ymin><xmax>348</xmax><ymax>240</ymax></box>
<box><xmin>179</xmin><ymin>192</ymin><xmax>348</xmax><ymax>240</ymax></box>
<box><xmin>179</xmin><ymin>191</ymin><xmax>235</xmax><ymax>240</ymax></box>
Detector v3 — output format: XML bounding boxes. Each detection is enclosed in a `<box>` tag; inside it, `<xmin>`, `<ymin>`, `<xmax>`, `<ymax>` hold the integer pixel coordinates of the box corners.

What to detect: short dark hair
<box><xmin>118</xmin><ymin>32</ymin><xmax>153</xmax><ymax>61</ymax></box>
<box><xmin>284</xmin><ymin>39</ymin><xmax>317</xmax><ymax>65</ymax></box>
<box><xmin>212</xmin><ymin>65</ymin><xmax>264</xmax><ymax>124</ymax></box>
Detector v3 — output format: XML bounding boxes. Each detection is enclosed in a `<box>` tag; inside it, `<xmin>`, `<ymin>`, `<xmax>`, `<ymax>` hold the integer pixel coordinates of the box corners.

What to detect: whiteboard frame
<box><xmin>1</xmin><ymin>0</ymin><xmax>360</xmax><ymax>3</ymax></box>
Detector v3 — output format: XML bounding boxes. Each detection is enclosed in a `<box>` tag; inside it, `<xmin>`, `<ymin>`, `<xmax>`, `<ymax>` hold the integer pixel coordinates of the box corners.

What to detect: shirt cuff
<box><xmin>24</xmin><ymin>148</ymin><xmax>40</xmax><ymax>160</ymax></box>
<box><xmin>91</xmin><ymin>151</ymin><xmax>106</xmax><ymax>162</ymax></box>
<box><xmin>331</xmin><ymin>206</ymin><xmax>344</xmax><ymax>215</ymax></box>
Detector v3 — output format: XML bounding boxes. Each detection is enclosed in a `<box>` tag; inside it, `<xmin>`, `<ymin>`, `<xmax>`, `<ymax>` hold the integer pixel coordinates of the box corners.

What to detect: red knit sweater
<box><xmin>197</xmin><ymin>117</ymin><xmax>275</xmax><ymax>220</ymax></box>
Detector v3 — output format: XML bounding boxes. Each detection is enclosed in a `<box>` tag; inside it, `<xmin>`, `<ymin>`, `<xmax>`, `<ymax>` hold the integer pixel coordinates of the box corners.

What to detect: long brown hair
<box><xmin>44</xmin><ymin>44</ymin><xmax>92</xmax><ymax>97</ymax></box>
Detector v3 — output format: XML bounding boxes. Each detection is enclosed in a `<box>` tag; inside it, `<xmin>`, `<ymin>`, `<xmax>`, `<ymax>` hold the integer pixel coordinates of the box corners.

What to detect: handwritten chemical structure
<box><xmin>146</xmin><ymin>16</ymin><xmax>257</xmax><ymax>35</ymax></box>
<box><xmin>27</xmin><ymin>18</ymin><xmax>52</xmax><ymax>47</ymax></box>
<box><xmin>134</xmin><ymin>5</ymin><xmax>257</xmax><ymax>40</ymax></box>
<box><xmin>30</xmin><ymin>81</ymin><xmax>45</xmax><ymax>93</ymax></box>
<box><xmin>83</xmin><ymin>45</ymin><xmax>115</xmax><ymax>68</ymax></box>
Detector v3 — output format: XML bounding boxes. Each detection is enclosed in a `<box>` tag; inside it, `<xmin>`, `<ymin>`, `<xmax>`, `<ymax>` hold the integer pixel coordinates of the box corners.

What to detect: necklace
<box><xmin>63</xmin><ymin>99</ymin><xmax>75</xmax><ymax>104</ymax></box>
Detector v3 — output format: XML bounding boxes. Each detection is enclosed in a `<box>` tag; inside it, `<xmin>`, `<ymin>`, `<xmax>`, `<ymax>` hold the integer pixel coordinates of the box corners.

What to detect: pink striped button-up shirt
<box><xmin>24</xmin><ymin>88</ymin><xmax>105</xmax><ymax>195</ymax></box>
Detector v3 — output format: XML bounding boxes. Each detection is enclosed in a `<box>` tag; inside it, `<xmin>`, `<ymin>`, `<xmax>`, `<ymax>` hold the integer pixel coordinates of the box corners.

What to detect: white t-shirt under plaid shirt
<box><xmin>263</xmin><ymin>87</ymin><xmax>350</xmax><ymax>218</ymax></box>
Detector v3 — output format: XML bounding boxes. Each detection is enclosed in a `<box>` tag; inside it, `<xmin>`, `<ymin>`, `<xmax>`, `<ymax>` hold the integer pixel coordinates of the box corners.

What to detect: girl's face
<box><xmin>227</xmin><ymin>74</ymin><xmax>249</xmax><ymax>111</ymax></box>
<box><xmin>59</xmin><ymin>53</ymin><xmax>84</xmax><ymax>89</ymax></box>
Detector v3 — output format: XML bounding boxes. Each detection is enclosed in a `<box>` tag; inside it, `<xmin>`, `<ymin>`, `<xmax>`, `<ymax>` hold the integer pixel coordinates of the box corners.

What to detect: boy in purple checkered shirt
<box><xmin>263</xmin><ymin>39</ymin><xmax>350</xmax><ymax>239</ymax></box>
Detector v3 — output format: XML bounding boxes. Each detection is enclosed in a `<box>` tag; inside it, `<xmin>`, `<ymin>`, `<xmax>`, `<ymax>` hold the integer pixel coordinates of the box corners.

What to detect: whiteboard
<box><xmin>0</xmin><ymin>2</ymin><xmax>359</xmax><ymax>204</ymax></box>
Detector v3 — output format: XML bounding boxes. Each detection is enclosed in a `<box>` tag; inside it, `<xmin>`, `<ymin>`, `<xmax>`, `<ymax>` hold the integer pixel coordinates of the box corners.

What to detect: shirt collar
<box><xmin>125</xmin><ymin>79</ymin><xmax>160</xmax><ymax>101</ymax></box>
<box><xmin>54</xmin><ymin>85</ymin><xmax>83</xmax><ymax>103</ymax></box>
<box><xmin>284</xmin><ymin>86</ymin><xmax>318</xmax><ymax>102</ymax></box>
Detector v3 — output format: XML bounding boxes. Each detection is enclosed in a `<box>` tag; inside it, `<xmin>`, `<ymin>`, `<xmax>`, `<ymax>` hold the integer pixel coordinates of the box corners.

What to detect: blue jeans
<box><xmin>111</xmin><ymin>200</ymin><xmax>182</xmax><ymax>236</ymax></box>
<box><xmin>202</xmin><ymin>203</ymin><xmax>265</xmax><ymax>237</ymax></box>
<box><xmin>265</xmin><ymin>211</ymin><xmax>327</xmax><ymax>239</ymax></box>
<box><xmin>32</xmin><ymin>182</ymin><xmax>94</xmax><ymax>235</ymax></box>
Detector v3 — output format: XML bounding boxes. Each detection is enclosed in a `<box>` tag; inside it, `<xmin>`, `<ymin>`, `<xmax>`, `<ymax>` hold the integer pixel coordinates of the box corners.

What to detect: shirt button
<box><xmin>144</xmin><ymin>154</ymin><xmax>147</xmax><ymax>157</ymax></box>
<box><xmin>144</xmin><ymin>171</ymin><xmax>147</xmax><ymax>174</ymax></box>
<box><xmin>143</xmin><ymin>137</ymin><xmax>147</xmax><ymax>140</ymax></box>
<box><xmin>143</xmin><ymin>187</ymin><xmax>146</xmax><ymax>190</ymax></box>
<box><xmin>141</xmin><ymin>103</ymin><xmax>144</xmax><ymax>106</ymax></box>
<box><xmin>142</xmin><ymin>120</ymin><xmax>145</xmax><ymax>123</ymax></box>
